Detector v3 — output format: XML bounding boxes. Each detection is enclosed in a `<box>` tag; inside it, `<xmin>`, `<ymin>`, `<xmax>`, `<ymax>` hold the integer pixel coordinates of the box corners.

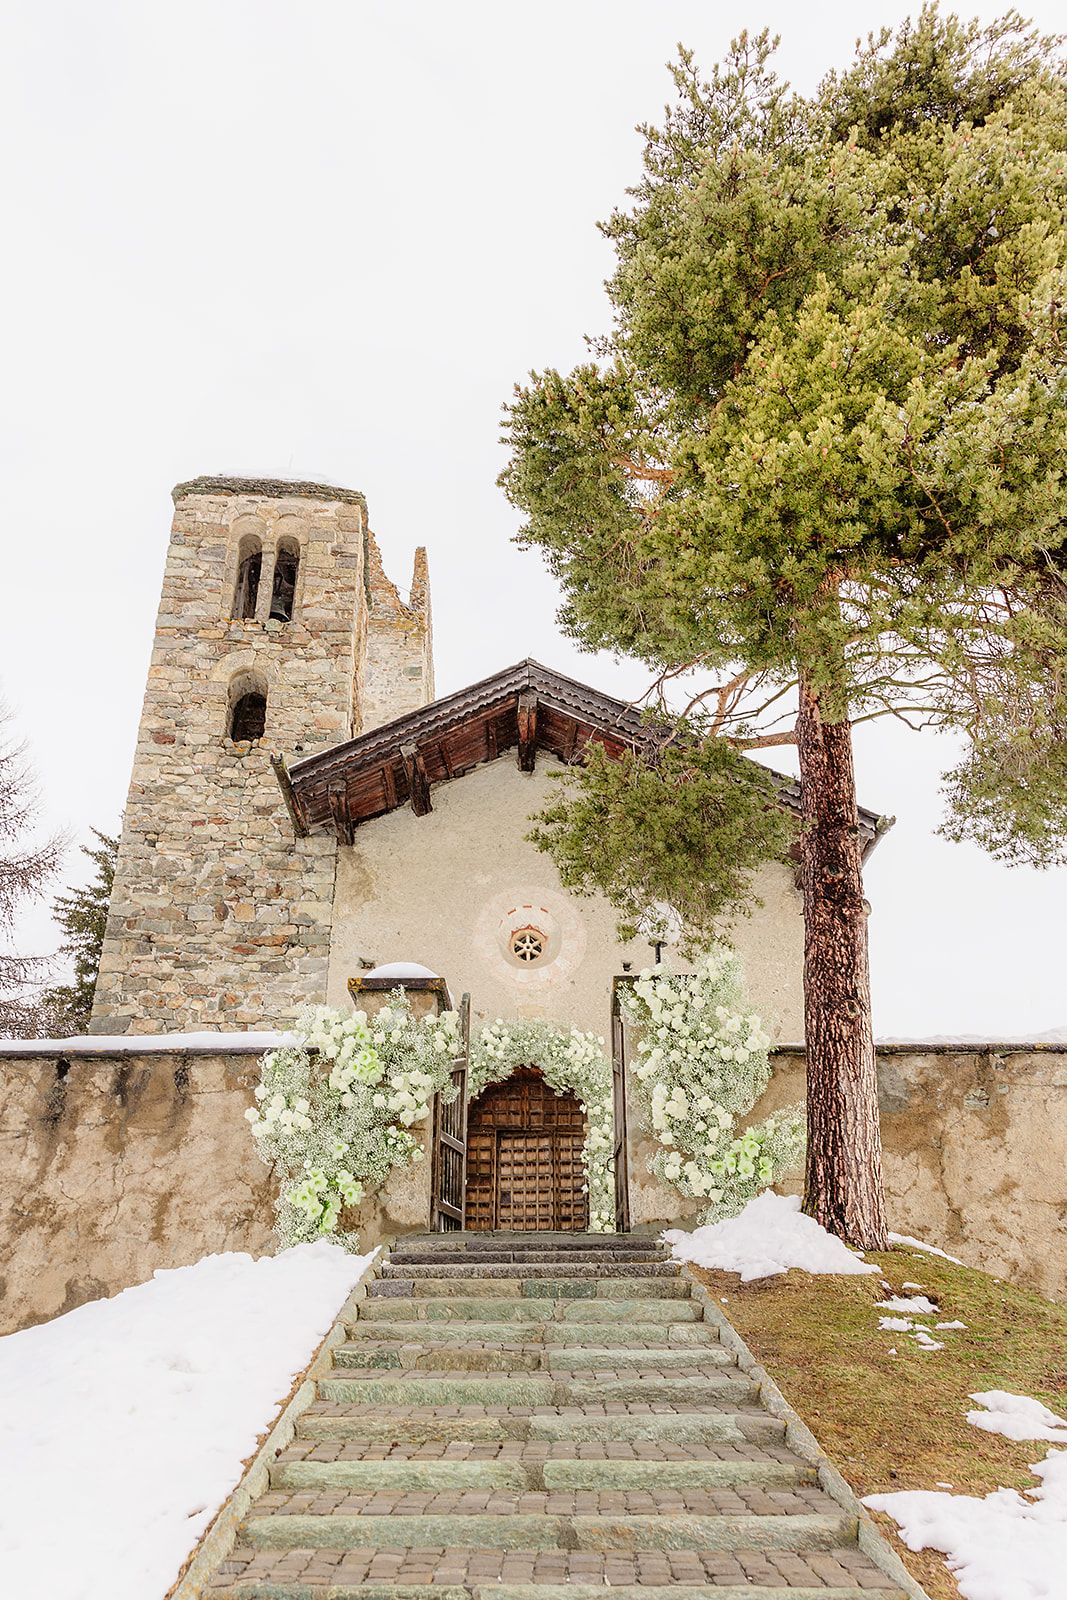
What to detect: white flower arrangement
<box><xmin>621</xmin><ymin>945</ymin><xmax>804</xmax><ymax>1222</ymax></box>
<box><xmin>468</xmin><ymin>1019</ymin><xmax>616</xmax><ymax>1232</ymax></box>
<box><xmin>248</xmin><ymin>994</ymin><xmax>461</xmax><ymax>1249</ymax></box>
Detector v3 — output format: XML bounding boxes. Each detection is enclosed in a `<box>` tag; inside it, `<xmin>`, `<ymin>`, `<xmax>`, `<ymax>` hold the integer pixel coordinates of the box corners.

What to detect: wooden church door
<box><xmin>464</xmin><ymin>1066</ymin><xmax>588</xmax><ymax>1231</ymax></box>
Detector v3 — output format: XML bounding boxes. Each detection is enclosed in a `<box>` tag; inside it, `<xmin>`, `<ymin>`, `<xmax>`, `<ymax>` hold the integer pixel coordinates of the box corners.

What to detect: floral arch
<box><xmin>467</xmin><ymin>1019</ymin><xmax>616</xmax><ymax>1232</ymax></box>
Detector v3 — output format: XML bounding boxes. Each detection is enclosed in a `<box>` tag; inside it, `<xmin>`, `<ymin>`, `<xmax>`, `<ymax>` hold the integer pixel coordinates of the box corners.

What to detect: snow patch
<box><xmin>867</xmin><ymin>1392</ymin><xmax>1067</xmax><ymax>1600</ymax></box>
<box><xmin>0</xmin><ymin>1242</ymin><xmax>374</xmax><ymax>1600</ymax></box>
<box><xmin>868</xmin><ymin>1449</ymin><xmax>1067</xmax><ymax>1600</ymax></box>
<box><xmin>966</xmin><ymin>1392</ymin><xmax>1067</xmax><ymax>1445</ymax></box>
<box><xmin>0</xmin><ymin>1031</ymin><xmax>299</xmax><ymax>1054</ymax></box>
<box><xmin>877</xmin><ymin>1294</ymin><xmax>939</xmax><ymax>1315</ymax></box>
<box><xmin>888</xmin><ymin>1231</ymin><xmax>963</xmax><ymax>1264</ymax></box>
<box><xmin>362</xmin><ymin>962</ymin><xmax>440</xmax><ymax>980</ymax></box>
<box><xmin>664</xmin><ymin>1192</ymin><xmax>879</xmax><ymax>1282</ymax></box>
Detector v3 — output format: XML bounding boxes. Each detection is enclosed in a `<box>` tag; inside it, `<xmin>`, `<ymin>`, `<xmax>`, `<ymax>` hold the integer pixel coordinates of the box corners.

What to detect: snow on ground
<box><xmin>0</xmin><ymin>1031</ymin><xmax>300</xmax><ymax>1053</ymax></box>
<box><xmin>966</xmin><ymin>1392</ymin><xmax>1067</xmax><ymax>1445</ymax></box>
<box><xmin>877</xmin><ymin>1294</ymin><xmax>940</xmax><ymax>1315</ymax></box>
<box><xmin>0</xmin><ymin>1242</ymin><xmax>374</xmax><ymax>1600</ymax></box>
<box><xmin>664</xmin><ymin>1192</ymin><xmax>879</xmax><ymax>1282</ymax></box>
<box><xmin>866</xmin><ymin>1393</ymin><xmax>1067</xmax><ymax>1600</ymax></box>
<box><xmin>888</xmin><ymin>1231</ymin><xmax>964</xmax><ymax>1264</ymax></box>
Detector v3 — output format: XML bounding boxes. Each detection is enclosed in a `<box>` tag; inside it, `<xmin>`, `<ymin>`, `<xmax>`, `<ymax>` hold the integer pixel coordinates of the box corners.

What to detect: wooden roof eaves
<box><xmin>278</xmin><ymin>658</ymin><xmax>892</xmax><ymax>856</ymax></box>
<box><xmin>287</xmin><ymin>660</ymin><xmax>646</xmax><ymax>790</ymax></box>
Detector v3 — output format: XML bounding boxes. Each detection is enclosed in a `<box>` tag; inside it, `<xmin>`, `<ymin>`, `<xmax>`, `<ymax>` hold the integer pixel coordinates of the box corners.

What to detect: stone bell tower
<box><xmin>90</xmin><ymin>476</ymin><xmax>432</xmax><ymax>1034</ymax></box>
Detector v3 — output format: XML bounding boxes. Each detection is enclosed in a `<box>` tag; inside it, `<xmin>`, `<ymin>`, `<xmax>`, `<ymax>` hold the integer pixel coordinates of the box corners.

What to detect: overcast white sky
<box><xmin>1</xmin><ymin>1</ymin><xmax>1064</xmax><ymax>1037</ymax></box>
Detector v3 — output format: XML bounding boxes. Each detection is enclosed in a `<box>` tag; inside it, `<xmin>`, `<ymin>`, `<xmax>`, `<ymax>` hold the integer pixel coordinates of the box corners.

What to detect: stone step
<box><xmin>390</xmin><ymin>1249</ymin><xmax>666</xmax><ymax>1266</ymax></box>
<box><xmin>370</xmin><ymin>1276</ymin><xmax>691</xmax><ymax>1299</ymax></box>
<box><xmin>356</xmin><ymin>1294</ymin><xmax>702</xmax><ymax>1322</ymax></box>
<box><xmin>331</xmin><ymin>1341</ymin><xmax>734</xmax><ymax>1373</ymax></box>
<box><xmin>343</xmin><ymin>1318</ymin><xmax>717</xmax><ymax>1347</ymax></box>
<box><xmin>380</xmin><ymin>1261</ymin><xmax>679</xmax><ymax>1280</ymax></box>
<box><xmin>253</xmin><ymin>1486</ymin><xmax>839</xmax><ymax>1520</ymax></box>
<box><xmin>316</xmin><ymin>1372</ymin><xmax>756</xmax><ymax>1408</ymax></box>
<box><xmin>212</xmin><ymin>1584</ymin><xmax>902</xmax><ymax>1600</ymax></box>
<box><xmin>278</xmin><ymin>1436</ymin><xmax>803</xmax><ymax>1464</ymax></box>
<box><xmin>396</xmin><ymin>1231</ymin><xmax>665</xmax><ymax>1250</ymax></box>
<box><xmin>269</xmin><ymin>1456</ymin><xmax>816</xmax><ymax>1492</ymax></box>
<box><xmin>242</xmin><ymin>1509</ymin><xmax>857</xmax><ymax>1554</ymax></box>
<box><xmin>296</xmin><ymin>1405</ymin><xmax>784</xmax><ymax>1445</ymax></box>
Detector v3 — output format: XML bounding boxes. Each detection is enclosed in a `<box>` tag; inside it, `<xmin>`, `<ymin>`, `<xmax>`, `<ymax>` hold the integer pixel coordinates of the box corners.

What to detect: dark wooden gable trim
<box><xmin>276</xmin><ymin>658</ymin><xmax>891</xmax><ymax>856</ymax></box>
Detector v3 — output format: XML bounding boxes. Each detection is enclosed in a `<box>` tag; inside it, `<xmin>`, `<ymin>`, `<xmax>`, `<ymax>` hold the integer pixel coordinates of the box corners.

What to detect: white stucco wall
<box><xmin>326</xmin><ymin>756</ymin><xmax>805</xmax><ymax>1041</ymax></box>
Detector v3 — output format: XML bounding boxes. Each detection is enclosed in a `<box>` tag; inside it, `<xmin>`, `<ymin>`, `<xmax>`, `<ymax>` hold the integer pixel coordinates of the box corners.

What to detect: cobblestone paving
<box><xmin>204</xmin><ymin>1234</ymin><xmax>905</xmax><ymax>1597</ymax></box>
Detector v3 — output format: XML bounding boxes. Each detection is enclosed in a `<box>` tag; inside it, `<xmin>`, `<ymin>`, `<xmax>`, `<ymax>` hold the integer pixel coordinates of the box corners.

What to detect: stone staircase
<box><xmin>206</xmin><ymin>1233</ymin><xmax>904</xmax><ymax>1598</ymax></box>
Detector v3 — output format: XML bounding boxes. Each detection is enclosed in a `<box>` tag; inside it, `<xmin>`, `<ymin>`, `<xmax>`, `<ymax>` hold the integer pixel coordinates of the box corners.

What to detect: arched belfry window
<box><xmin>227</xmin><ymin>670</ymin><xmax>268</xmax><ymax>744</ymax></box>
<box><xmin>270</xmin><ymin>537</ymin><xmax>300</xmax><ymax>622</ymax></box>
<box><xmin>233</xmin><ymin>535</ymin><xmax>262</xmax><ymax>619</ymax></box>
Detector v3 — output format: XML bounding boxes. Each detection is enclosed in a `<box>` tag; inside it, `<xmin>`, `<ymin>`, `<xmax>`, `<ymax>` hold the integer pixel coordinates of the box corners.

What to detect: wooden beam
<box><xmin>401</xmin><ymin>742</ymin><xmax>432</xmax><ymax>816</ymax></box>
<box><xmin>271</xmin><ymin>753</ymin><xmax>309</xmax><ymax>837</ymax></box>
<box><xmin>516</xmin><ymin>692</ymin><xmax>538</xmax><ymax>772</ymax></box>
<box><xmin>328</xmin><ymin>781</ymin><xmax>354</xmax><ymax>846</ymax></box>
<box><xmin>381</xmin><ymin>761</ymin><xmax>398</xmax><ymax>809</ymax></box>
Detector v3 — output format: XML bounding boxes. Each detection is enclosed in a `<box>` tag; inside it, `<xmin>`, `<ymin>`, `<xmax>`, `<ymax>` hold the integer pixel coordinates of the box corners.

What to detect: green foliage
<box><xmin>42</xmin><ymin>828</ymin><xmax>118</xmax><ymax>1035</ymax></box>
<box><xmin>527</xmin><ymin>732</ymin><xmax>795</xmax><ymax>949</ymax></box>
<box><xmin>501</xmin><ymin>8</ymin><xmax>1067</xmax><ymax>878</ymax></box>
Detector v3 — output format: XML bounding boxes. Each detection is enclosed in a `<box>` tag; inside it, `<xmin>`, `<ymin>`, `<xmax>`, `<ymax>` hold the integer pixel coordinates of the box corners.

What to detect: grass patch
<box><xmin>690</xmin><ymin>1246</ymin><xmax>1067</xmax><ymax>1600</ymax></box>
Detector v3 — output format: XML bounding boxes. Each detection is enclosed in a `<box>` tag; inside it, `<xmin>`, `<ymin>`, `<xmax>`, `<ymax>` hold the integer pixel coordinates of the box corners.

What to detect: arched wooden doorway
<box><xmin>464</xmin><ymin>1066</ymin><xmax>588</xmax><ymax>1232</ymax></box>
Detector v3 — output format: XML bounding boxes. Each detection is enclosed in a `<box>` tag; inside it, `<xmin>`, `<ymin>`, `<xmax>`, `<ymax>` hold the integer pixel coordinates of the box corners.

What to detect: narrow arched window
<box><xmin>233</xmin><ymin>535</ymin><xmax>262</xmax><ymax>619</ymax></box>
<box><xmin>270</xmin><ymin>537</ymin><xmax>300</xmax><ymax>622</ymax></box>
<box><xmin>230</xmin><ymin>692</ymin><xmax>266</xmax><ymax>741</ymax></box>
<box><xmin>227</xmin><ymin>670</ymin><xmax>268</xmax><ymax>744</ymax></box>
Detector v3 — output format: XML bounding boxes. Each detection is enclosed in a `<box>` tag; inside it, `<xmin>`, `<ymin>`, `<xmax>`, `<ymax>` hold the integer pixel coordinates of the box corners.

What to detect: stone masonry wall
<box><xmin>631</xmin><ymin>1043</ymin><xmax>1067</xmax><ymax>1304</ymax></box>
<box><xmin>2</xmin><ymin>1041</ymin><xmax>1064</xmax><ymax>1333</ymax></box>
<box><xmin>0</xmin><ymin>1040</ymin><xmax>433</xmax><ymax>1335</ymax></box>
<box><xmin>359</xmin><ymin>532</ymin><xmax>434</xmax><ymax>731</ymax></box>
<box><xmin>90</xmin><ymin>480</ymin><xmax>411</xmax><ymax>1035</ymax></box>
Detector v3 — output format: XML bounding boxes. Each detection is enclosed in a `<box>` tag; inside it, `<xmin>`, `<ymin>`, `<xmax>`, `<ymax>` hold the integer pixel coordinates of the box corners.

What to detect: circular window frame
<box><xmin>510</xmin><ymin>925</ymin><xmax>547</xmax><ymax>965</ymax></box>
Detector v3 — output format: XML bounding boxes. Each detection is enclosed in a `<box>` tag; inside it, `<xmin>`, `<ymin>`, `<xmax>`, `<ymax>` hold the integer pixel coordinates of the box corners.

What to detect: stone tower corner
<box><xmin>360</xmin><ymin>531</ymin><xmax>435</xmax><ymax>731</ymax></box>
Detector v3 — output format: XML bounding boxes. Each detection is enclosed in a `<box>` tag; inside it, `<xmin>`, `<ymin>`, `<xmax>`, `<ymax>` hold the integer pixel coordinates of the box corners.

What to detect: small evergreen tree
<box><xmin>42</xmin><ymin>828</ymin><xmax>119</xmax><ymax>1035</ymax></box>
<box><xmin>0</xmin><ymin>702</ymin><xmax>64</xmax><ymax>1038</ymax></box>
<box><xmin>501</xmin><ymin>9</ymin><xmax>1067</xmax><ymax>1246</ymax></box>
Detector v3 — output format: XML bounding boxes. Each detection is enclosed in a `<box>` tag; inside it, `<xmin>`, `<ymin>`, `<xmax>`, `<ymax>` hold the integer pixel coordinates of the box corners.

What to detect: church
<box><xmin>90</xmin><ymin>474</ymin><xmax>885</xmax><ymax>1050</ymax></box>
<box><xmin>75</xmin><ymin>473</ymin><xmax>894</xmax><ymax>1241</ymax></box>
<box><xmin>3</xmin><ymin>473</ymin><xmax>1060</xmax><ymax>1330</ymax></box>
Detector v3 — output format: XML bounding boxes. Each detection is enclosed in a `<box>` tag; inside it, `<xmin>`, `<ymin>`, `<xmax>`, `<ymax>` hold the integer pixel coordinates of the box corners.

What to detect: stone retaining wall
<box><xmin>0</xmin><ymin>1041</ymin><xmax>1063</xmax><ymax>1334</ymax></box>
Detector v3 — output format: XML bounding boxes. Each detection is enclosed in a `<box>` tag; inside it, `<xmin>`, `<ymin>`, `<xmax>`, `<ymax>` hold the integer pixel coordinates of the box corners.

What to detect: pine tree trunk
<box><xmin>796</xmin><ymin>668</ymin><xmax>887</xmax><ymax>1248</ymax></box>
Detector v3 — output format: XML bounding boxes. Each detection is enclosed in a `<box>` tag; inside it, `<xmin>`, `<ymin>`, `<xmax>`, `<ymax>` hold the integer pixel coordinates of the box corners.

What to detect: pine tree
<box><xmin>42</xmin><ymin>828</ymin><xmax>119</xmax><ymax>1035</ymax></box>
<box><xmin>501</xmin><ymin>10</ymin><xmax>1067</xmax><ymax>1246</ymax></box>
<box><xmin>0</xmin><ymin>702</ymin><xmax>64</xmax><ymax>1038</ymax></box>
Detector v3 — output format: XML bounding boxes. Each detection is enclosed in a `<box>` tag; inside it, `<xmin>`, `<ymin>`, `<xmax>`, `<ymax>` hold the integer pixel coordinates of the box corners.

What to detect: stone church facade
<box><xmin>91</xmin><ymin>474</ymin><xmax>886</xmax><ymax>1044</ymax></box>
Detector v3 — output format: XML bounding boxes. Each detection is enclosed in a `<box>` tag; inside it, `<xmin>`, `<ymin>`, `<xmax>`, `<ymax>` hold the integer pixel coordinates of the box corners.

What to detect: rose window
<box><xmin>510</xmin><ymin>926</ymin><xmax>547</xmax><ymax>964</ymax></box>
